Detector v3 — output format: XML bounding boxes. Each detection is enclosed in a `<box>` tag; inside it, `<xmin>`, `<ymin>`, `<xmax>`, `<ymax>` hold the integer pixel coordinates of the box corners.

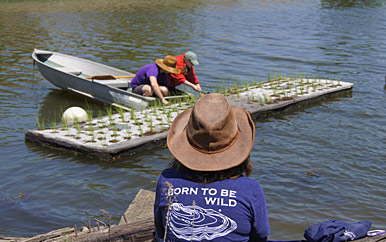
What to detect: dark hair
<box><xmin>168</xmin><ymin>157</ymin><xmax>253</xmax><ymax>184</ymax></box>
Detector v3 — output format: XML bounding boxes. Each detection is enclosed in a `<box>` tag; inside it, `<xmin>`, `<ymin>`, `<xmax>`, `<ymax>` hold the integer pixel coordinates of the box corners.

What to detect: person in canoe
<box><xmin>129</xmin><ymin>55</ymin><xmax>180</xmax><ymax>105</ymax></box>
<box><xmin>168</xmin><ymin>51</ymin><xmax>202</xmax><ymax>94</ymax></box>
<box><xmin>154</xmin><ymin>93</ymin><xmax>270</xmax><ymax>242</ymax></box>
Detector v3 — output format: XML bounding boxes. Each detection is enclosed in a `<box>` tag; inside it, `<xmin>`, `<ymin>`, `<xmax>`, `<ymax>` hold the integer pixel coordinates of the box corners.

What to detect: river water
<box><xmin>0</xmin><ymin>0</ymin><xmax>385</xmax><ymax>239</ymax></box>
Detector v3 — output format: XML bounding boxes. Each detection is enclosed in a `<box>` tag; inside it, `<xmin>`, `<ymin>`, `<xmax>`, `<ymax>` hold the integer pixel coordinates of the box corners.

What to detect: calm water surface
<box><xmin>0</xmin><ymin>0</ymin><xmax>385</xmax><ymax>239</ymax></box>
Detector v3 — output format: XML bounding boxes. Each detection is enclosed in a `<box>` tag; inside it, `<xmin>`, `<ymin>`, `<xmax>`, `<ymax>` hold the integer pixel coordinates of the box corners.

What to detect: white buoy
<box><xmin>62</xmin><ymin>107</ymin><xmax>88</xmax><ymax>124</ymax></box>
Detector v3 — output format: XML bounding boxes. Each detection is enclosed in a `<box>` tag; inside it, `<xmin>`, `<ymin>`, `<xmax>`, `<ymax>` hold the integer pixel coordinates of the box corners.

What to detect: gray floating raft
<box><xmin>25</xmin><ymin>79</ymin><xmax>353</xmax><ymax>160</ymax></box>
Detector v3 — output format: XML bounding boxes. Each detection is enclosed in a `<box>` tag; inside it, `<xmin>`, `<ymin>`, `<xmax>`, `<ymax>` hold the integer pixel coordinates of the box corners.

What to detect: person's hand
<box><xmin>192</xmin><ymin>84</ymin><xmax>202</xmax><ymax>92</ymax></box>
<box><xmin>161</xmin><ymin>98</ymin><xmax>169</xmax><ymax>105</ymax></box>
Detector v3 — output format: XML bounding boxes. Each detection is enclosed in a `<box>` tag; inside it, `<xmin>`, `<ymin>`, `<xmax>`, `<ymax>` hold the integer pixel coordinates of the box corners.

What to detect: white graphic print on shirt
<box><xmin>168</xmin><ymin>203</ymin><xmax>237</xmax><ymax>241</ymax></box>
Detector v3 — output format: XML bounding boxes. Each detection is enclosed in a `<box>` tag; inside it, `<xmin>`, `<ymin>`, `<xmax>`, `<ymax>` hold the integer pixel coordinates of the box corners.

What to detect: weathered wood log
<box><xmin>355</xmin><ymin>233</ymin><xmax>386</xmax><ymax>242</ymax></box>
<box><xmin>119</xmin><ymin>189</ymin><xmax>155</xmax><ymax>225</ymax></box>
<box><xmin>18</xmin><ymin>227</ymin><xmax>74</xmax><ymax>242</ymax></box>
<box><xmin>0</xmin><ymin>236</ymin><xmax>25</xmax><ymax>242</ymax></box>
<box><xmin>71</xmin><ymin>218</ymin><xmax>154</xmax><ymax>242</ymax></box>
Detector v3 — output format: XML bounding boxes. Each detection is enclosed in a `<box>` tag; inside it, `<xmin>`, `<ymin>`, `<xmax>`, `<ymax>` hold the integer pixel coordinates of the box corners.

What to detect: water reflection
<box><xmin>320</xmin><ymin>0</ymin><xmax>386</xmax><ymax>8</ymax></box>
<box><xmin>37</xmin><ymin>89</ymin><xmax>107</xmax><ymax>122</ymax></box>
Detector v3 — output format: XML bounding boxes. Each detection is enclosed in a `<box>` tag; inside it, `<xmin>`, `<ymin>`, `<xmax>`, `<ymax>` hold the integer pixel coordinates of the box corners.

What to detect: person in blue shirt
<box><xmin>154</xmin><ymin>93</ymin><xmax>270</xmax><ymax>241</ymax></box>
<box><xmin>129</xmin><ymin>55</ymin><xmax>180</xmax><ymax>105</ymax></box>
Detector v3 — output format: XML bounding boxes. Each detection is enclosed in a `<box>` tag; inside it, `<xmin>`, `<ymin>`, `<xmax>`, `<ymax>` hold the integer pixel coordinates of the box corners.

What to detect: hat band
<box><xmin>186</xmin><ymin>127</ymin><xmax>240</xmax><ymax>154</ymax></box>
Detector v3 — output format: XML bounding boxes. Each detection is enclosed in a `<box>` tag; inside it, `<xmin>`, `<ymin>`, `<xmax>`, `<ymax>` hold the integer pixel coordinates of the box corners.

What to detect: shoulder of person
<box><xmin>141</xmin><ymin>63</ymin><xmax>154</xmax><ymax>69</ymax></box>
<box><xmin>232</xmin><ymin>176</ymin><xmax>264</xmax><ymax>191</ymax></box>
<box><xmin>160</xmin><ymin>167</ymin><xmax>184</xmax><ymax>178</ymax></box>
<box><xmin>144</xmin><ymin>63</ymin><xmax>159</xmax><ymax>74</ymax></box>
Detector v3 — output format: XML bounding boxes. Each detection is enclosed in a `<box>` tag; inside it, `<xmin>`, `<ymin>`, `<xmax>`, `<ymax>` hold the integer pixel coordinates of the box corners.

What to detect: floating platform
<box><xmin>25</xmin><ymin>78</ymin><xmax>353</xmax><ymax>160</ymax></box>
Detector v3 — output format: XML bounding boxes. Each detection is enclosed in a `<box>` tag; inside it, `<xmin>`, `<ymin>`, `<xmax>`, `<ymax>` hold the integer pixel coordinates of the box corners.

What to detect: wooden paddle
<box><xmin>87</xmin><ymin>74</ymin><xmax>135</xmax><ymax>80</ymax></box>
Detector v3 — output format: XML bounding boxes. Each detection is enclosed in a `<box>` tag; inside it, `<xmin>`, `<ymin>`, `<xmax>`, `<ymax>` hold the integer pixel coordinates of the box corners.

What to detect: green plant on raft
<box><xmin>115</xmin><ymin>106</ymin><xmax>125</xmax><ymax>122</ymax></box>
<box><xmin>299</xmin><ymin>77</ymin><xmax>304</xmax><ymax>87</ymax></box>
<box><xmin>86</xmin><ymin>110</ymin><xmax>94</xmax><ymax>130</ymax></box>
<box><xmin>160</xmin><ymin>123</ymin><xmax>167</xmax><ymax>132</ymax></box>
<box><xmin>188</xmin><ymin>95</ymin><xmax>196</xmax><ymax>106</ymax></box>
<box><xmin>99</xmin><ymin>121</ymin><xmax>108</xmax><ymax>129</ymax></box>
<box><xmin>148</xmin><ymin>119</ymin><xmax>154</xmax><ymax>133</ymax></box>
<box><xmin>138</xmin><ymin>125</ymin><xmax>143</xmax><ymax>137</ymax></box>
<box><xmin>85</xmin><ymin>109</ymin><xmax>93</xmax><ymax>123</ymax></box>
<box><xmin>111</xmin><ymin>125</ymin><xmax>118</xmax><ymax>137</ymax></box>
<box><xmin>88</xmin><ymin>120</ymin><xmax>94</xmax><ymax>133</ymax></box>
<box><xmin>251</xmin><ymin>94</ymin><xmax>256</xmax><ymax>102</ymax></box>
<box><xmin>96</xmin><ymin>110</ymin><xmax>103</xmax><ymax>122</ymax></box>
<box><xmin>97</xmin><ymin>135</ymin><xmax>106</xmax><ymax>141</ymax></box>
<box><xmin>152</xmin><ymin>100</ymin><xmax>159</xmax><ymax>109</ymax></box>
<box><xmin>259</xmin><ymin>98</ymin><xmax>264</xmax><ymax>106</ymax></box>
<box><xmin>233</xmin><ymin>84</ymin><xmax>241</xmax><ymax>97</ymax></box>
<box><xmin>253</xmin><ymin>78</ymin><xmax>258</xmax><ymax>86</ymax></box>
<box><xmin>101</xmin><ymin>141</ymin><xmax>108</xmax><ymax>147</ymax></box>
<box><xmin>166</xmin><ymin>109</ymin><xmax>172</xmax><ymax>123</ymax></box>
<box><xmin>74</xmin><ymin>118</ymin><xmax>82</xmax><ymax>136</ymax></box>
<box><xmin>180</xmin><ymin>97</ymin><xmax>188</xmax><ymax>106</ymax></box>
<box><xmin>244</xmin><ymin>84</ymin><xmax>249</xmax><ymax>91</ymax></box>
<box><xmin>172</xmin><ymin>105</ymin><xmax>178</xmax><ymax>114</ymax></box>
<box><xmin>234</xmin><ymin>82</ymin><xmax>240</xmax><ymax>92</ymax></box>
<box><xmin>144</xmin><ymin>110</ymin><xmax>149</xmax><ymax>121</ymax></box>
<box><xmin>130</xmin><ymin>107</ymin><xmax>135</xmax><ymax>120</ymax></box>
<box><xmin>108</xmin><ymin>119</ymin><xmax>116</xmax><ymax>129</ymax></box>
<box><xmin>178</xmin><ymin>97</ymin><xmax>184</xmax><ymax>108</ymax></box>
<box><xmin>247</xmin><ymin>96</ymin><xmax>251</xmax><ymax>104</ymax></box>
<box><xmin>90</xmin><ymin>134</ymin><xmax>96</xmax><ymax>143</ymax></box>
<box><xmin>221</xmin><ymin>88</ymin><xmax>228</xmax><ymax>97</ymax></box>
<box><xmin>133</xmin><ymin>114</ymin><xmax>142</xmax><ymax>126</ymax></box>
<box><xmin>50</xmin><ymin>120</ymin><xmax>58</xmax><ymax>133</ymax></box>
<box><xmin>61</xmin><ymin>117</ymin><xmax>68</xmax><ymax>131</ymax></box>
<box><xmin>264</xmin><ymin>94</ymin><xmax>269</xmax><ymax>104</ymax></box>
<box><xmin>271</xmin><ymin>73</ymin><xmax>277</xmax><ymax>81</ymax></box>
<box><xmin>298</xmin><ymin>73</ymin><xmax>304</xmax><ymax>81</ymax></box>
<box><xmin>35</xmin><ymin>115</ymin><xmax>45</xmax><ymax>130</ymax></box>
<box><xmin>124</xmin><ymin>129</ymin><xmax>131</xmax><ymax>140</ymax></box>
<box><xmin>104</xmin><ymin>105</ymin><xmax>113</xmax><ymax>121</ymax></box>
<box><xmin>272</xmin><ymin>88</ymin><xmax>277</xmax><ymax>97</ymax></box>
<box><xmin>152</xmin><ymin>104</ymin><xmax>158</xmax><ymax>116</ymax></box>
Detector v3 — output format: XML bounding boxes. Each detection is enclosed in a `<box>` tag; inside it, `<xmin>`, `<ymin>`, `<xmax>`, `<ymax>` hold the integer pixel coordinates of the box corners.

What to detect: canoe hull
<box><xmin>32</xmin><ymin>49</ymin><xmax>188</xmax><ymax>109</ymax></box>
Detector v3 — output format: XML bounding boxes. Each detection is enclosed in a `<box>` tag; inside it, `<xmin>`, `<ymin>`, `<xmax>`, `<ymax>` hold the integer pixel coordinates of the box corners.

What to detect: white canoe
<box><xmin>32</xmin><ymin>49</ymin><xmax>190</xmax><ymax>109</ymax></box>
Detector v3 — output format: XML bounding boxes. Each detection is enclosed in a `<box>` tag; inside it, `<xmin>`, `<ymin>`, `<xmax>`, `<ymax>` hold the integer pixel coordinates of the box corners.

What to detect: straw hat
<box><xmin>167</xmin><ymin>93</ymin><xmax>255</xmax><ymax>171</ymax></box>
<box><xmin>155</xmin><ymin>55</ymin><xmax>180</xmax><ymax>75</ymax></box>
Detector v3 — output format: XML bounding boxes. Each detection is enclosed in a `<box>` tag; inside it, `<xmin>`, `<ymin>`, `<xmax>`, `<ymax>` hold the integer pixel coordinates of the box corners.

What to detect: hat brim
<box><xmin>167</xmin><ymin>107</ymin><xmax>255</xmax><ymax>171</ymax></box>
<box><xmin>190</xmin><ymin>59</ymin><xmax>199</xmax><ymax>66</ymax></box>
<box><xmin>155</xmin><ymin>59</ymin><xmax>180</xmax><ymax>75</ymax></box>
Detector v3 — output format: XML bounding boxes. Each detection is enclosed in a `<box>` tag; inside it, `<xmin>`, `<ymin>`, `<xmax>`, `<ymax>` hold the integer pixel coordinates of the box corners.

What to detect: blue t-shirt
<box><xmin>130</xmin><ymin>63</ymin><xmax>168</xmax><ymax>88</ymax></box>
<box><xmin>154</xmin><ymin>168</ymin><xmax>270</xmax><ymax>242</ymax></box>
